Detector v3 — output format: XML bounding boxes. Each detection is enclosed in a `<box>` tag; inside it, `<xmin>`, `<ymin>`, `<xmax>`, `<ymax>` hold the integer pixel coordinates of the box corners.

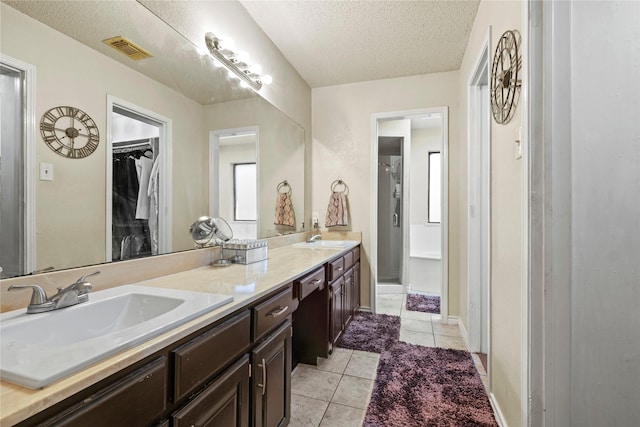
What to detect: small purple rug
<box><xmin>364</xmin><ymin>341</ymin><xmax>497</xmax><ymax>426</ymax></box>
<box><xmin>338</xmin><ymin>312</ymin><xmax>400</xmax><ymax>353</ymax></box>
<box><xmin>406</xmin><ymin>293</ymin><xmax>440</xmax><ymax>314</ymax></box>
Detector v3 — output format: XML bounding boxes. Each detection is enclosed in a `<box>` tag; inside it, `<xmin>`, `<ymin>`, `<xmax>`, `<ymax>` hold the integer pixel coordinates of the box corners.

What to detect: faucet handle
<box><xmin>75</xmin><ymin>270</ymin><xmax>101</xmax><ymax>284</ymax></box>
<box><xmin>8</xmin><ymin>285</ymin><xmax>48</xmax><ymax>305</ymax></box>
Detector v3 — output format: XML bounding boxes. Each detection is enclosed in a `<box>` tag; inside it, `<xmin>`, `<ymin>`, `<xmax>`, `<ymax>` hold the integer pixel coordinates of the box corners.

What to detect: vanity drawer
<box><xmin>352</xmin><ymin>246</ymin><xmax>360</xmax><ymax>262</ymax></box>
<box><xmin>343</xmin><ymin>251</ymin><xmax>354</xmax><ymax>271</ymax></box>
<box><xmin>253</xmin><ymin>286</ymin><xmax>293</xmax><ymax>341</ymax></box>
<box><xmin>172</xmin><ymin>312</ymin><xmax>251</xmax><ymax>402</ymax></box>
<box><xmin>328</xmin><ymin>257</ymin><xmax>345</xmax><ymax>282</ymax></box>
<box><xmin>44</xmin><ymin>357</ymin><xmax>167</xmax><ymax>427</ymax></box>
<box><xmin>295</xmin><ymin>267</ymin><xmax>325</xmax><ymax>301</ymax></box>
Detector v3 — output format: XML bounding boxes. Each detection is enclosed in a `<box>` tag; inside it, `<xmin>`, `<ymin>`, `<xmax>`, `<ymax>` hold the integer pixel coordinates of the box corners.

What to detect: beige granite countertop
<box><xmin>0</xmin><ymin>241</ymin><xmax>359</xmax><ymax>426</ymax></box>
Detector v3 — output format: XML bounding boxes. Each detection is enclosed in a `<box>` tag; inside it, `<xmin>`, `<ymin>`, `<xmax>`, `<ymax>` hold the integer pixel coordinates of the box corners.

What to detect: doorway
<box><xmin>209</xmin><ymin>127</ymin><xmax>259</xmax><ymax>240</ymax></box>
<box><xmin>467</xmin><ymin>32</ymin><xmax>491</xmax><ymax>367</ymax></box>
<box><xmin>377</xmin><ymin>135</ymin><xmax>404</xmax><ymax>288</ymax></box>
<box><xmin>371</xmin><ymin>108</ymin><xmax>449</xmax><ymax>320</ymax></box>
<box><xmin>0</xmin><ymin>55</ymin><xmax>35</xmax><ymax>278</ymax></box>
<box><xmin>106</xmin><ymin>96</ymin><xmax>172</xmax><ymax>262</ymax></box>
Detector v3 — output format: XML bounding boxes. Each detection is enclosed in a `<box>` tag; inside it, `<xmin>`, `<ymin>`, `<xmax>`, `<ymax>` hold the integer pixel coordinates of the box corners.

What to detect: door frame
<box><xmin>0</xmin><ymin>54</ymin><xmax>36</xmax><ymax>275</ymax></box>
<box><xmin>105</xmin><ymin>95</ymin><xmax>172</xmax><ymax>262</ymax></box>
<box><xmin>370</xmin><ymin>107</ymin><xmax>449</xmax><ymax>321</ymax></box>
<box><xmin>467</xmin><ymin>29</ymin><xmax>492</xmax><ymax>358</ymax></box>
<box><xmin>208</xmin><ymin>126</ymin><xmax>260</xmax><ymax>232</ymax></box>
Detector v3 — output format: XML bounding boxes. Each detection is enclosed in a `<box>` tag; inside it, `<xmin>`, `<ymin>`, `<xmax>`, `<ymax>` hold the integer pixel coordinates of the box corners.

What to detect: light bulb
<box><xmin>219</xmin><ymin>37</ymin><xmax>235</xmax><ymax>51</ymax></box>
<box><xmin>261</xmin><ymin>74</ymin><xmax>273</xmax><ymax>85</ymax></box>
<box><xmin>213</xmin><ymin>59</ymin><xmax>222</xmax><ymax>68</ymax></box>
<box><xmin>249</xmin><ymin>64</ymin><xmax>262</xmax><ymax>75</ymax></box>
<box><xmin>196</xmin><ymin>46</ymin><xmax>207</xmax><ymax>57</ymax></box>
<box><xmin>236</xmin><ymin>51</ymin><xmax>250</xmax><ymax>63</ymax></box>
<box><xmin>228</xmin><ymin>70</ymin><xmax>239</xmax><ymax>79</ymax></box>
<box><xmin>240</xmin><ymin>81</ymin><xmax>248</xmax><ymax>88</ymax></box>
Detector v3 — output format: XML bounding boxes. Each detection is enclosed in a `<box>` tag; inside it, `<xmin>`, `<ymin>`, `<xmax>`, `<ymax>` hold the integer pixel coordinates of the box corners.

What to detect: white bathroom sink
<box><xmin>0</xmin><ymin>285</ymin><xmax>233</xmax><ymax>389</ymax></box>
<box><xmin>292</xmin><ymin>240</ymin><xmax>359</xmax><ymax>249</ymax></box>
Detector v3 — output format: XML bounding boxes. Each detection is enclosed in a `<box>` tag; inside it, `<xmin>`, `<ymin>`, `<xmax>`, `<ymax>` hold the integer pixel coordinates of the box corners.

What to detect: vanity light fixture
<box><xmin>204</xmin><ymin>32</ymin><xmax>272</xmax><ymax>91</ymax></box>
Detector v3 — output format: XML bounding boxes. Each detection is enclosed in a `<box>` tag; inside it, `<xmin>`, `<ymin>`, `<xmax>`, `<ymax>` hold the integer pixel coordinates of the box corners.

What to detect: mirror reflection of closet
<box><xmin>110</xmin><ymin>106</ymin><xmax>161</xmax><ymax>262</ymax></box>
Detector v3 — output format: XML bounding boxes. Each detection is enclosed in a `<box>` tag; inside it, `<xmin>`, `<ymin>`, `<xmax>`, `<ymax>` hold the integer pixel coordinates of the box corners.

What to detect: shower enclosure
<box><xmin>377</xmin><ymin>137</ymin><xmax>403</xmax><ymax>284</ymax></box>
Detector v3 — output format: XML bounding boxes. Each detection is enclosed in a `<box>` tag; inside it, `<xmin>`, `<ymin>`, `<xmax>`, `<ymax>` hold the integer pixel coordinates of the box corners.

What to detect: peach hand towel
<box><xmin>325</xmin><ymin>191</ymin><xmax>349</xmax><ymax>227</ymax></box>
<box><xmin>274</xmin><ymin>193</ymin><xmax>296</xmax><ymax>227</ymax></box>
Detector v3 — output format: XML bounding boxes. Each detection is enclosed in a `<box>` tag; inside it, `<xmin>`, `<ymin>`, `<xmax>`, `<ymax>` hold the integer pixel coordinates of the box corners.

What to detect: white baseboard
<box><xmin>359</xmin><ymin>306</ymin><xmax>372</xmax><ymax>313</ymax></box>
<box><xmin>377</xmin><ymin>284</ymin><xmax>406</xmax><ymax>294</ymax></box>
<box><xmin>447</xmin><ymin>315</ymin><xmax>470</xmax><ymax>349</ymax></box>
<box><xmin>489</xmin><ymin>392</ymin><xmax>508</xmax><ymax>427</ymax></box>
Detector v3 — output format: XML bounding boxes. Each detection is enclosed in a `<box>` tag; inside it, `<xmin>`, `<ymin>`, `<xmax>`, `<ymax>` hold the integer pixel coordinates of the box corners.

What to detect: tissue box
<box><xmin>222</xmin><ymin>239</ymin><xmax>268</xmax><ymax>264</ymax></box>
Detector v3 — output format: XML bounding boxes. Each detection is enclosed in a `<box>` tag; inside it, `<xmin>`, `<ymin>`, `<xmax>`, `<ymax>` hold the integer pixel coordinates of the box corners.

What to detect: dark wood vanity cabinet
<box><xmin>33</xmin><ymin>357</ymin><xmax>168</xmax><ymax>427</ymax></box>
<box><xmin>172</xmin><ymin>355</ymin><xmax>250</xmax><ymax>427</ymax></box>
<box><xmin>18</xmin><ymin>247</ymin><xmax>361</xmax><ymax>427</ymax></box>
<box><xmin>251</xmin><ymin>320</ymin><xmax>292</xmax><ymax>427</ymax></box>
<box><xmin>329</xmin><ymin>246</ymin><xmax>361</xmax><ymax>350</ymax></box>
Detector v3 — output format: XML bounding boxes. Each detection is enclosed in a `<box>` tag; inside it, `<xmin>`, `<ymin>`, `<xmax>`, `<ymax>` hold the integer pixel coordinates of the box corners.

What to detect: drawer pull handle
<box><xmin>257</xmin><ymin>358</ymin><xmax>267</xmax><ymax>396</ymax></box>
<box><xmin>311</xmin><ymin>279</ymin><xmax>322</xmax><ymax>285</ymax></box>
<box><xmin>337</xmin><ymin>267</ymin><xmax>344</xmax><ymax>271</ymax></box>
<box><xmin>268</xmin><ymin>306</ymin><xmax>288</xmax><ymax>318</ymax></box>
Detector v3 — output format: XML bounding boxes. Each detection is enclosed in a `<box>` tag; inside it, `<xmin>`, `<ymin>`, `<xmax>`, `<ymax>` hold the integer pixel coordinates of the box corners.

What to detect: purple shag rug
<box><xmin>364</xmin><ymin>341</ymin><xmax>497</xmax><ymax>427</ymax></box>
<box><xmin>338</xmin><ymin>312</ymin><xmax>400</xmax><ymax>353</ymax></box>
<box><xmin>406</xmin><ymin>293</ymin><xmax>441</xmax><ymax>314</ymax></box>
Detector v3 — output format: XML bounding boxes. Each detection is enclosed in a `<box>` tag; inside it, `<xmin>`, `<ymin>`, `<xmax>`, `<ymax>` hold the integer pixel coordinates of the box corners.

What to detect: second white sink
<box><xmin>292</xmin><ymin>240</ymin><xmax>358</xmax><ymax>249</ymax></box>
<box><xmin>0</xmin><ymin>285</ymin><xmax>233</xmax><ymax>389</ymax></box>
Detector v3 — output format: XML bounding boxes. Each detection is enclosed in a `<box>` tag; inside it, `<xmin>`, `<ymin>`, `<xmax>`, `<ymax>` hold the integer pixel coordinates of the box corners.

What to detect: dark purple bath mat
<box><xmin>338</xmin><ymin>312</ymin><xmax>400</xmax><ymax>353</ymax></box>
<box><xmin>406</xmin><ymin>293</ymin><xmax>440</xmax><ymax>314</ymax></box>
<box><xmin>364</xmin><ymin>341</ymin><xmax>497</xmax><ymax>426</ymax></box>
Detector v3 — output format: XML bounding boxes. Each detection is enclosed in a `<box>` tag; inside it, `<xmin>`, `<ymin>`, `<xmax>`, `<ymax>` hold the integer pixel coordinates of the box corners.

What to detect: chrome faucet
<box><xmin>306</xmin><ymin>234</ymin><xmax>322</xmax><ymax>243</ymax></box>
<box><xmin>8</xmin><ymin>271</ymin><xmax>100</xmax><ymax>314</ymax></box>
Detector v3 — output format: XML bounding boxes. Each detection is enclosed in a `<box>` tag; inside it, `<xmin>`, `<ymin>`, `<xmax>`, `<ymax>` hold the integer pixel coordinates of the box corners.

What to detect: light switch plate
<box><xmin>40</xmin><ymin>162</ymin><xmax>54</xmax><ymax>181</ymax></box>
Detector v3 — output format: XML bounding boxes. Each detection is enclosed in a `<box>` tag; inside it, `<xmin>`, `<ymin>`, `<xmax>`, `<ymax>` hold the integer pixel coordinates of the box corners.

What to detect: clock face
<box><xmin>490</xmin><ymin>30</ymin><xmax>522</xmax><ymax>125</ymax></box>
<box><xmin>40</xmin><ymin>106</ymin><xmax>100</xmax><ymax>158</ymax></box>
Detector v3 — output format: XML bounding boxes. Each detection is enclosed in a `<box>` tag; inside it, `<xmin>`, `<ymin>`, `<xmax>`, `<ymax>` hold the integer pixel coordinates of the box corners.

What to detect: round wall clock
<box><xmin>40</xmin><ymin>106</ymin><xmax>100</xmax><ymax>158</ymax></box>
<box><xmin>490</xmin><ymin>30</ymin><xmax>522</xmax><ymax>125</ymax></box>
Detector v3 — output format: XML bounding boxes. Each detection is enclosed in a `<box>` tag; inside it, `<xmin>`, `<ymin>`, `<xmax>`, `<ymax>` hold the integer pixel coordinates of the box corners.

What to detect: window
<box><xmin>428</xmin><ymin>152</ymin><xmax>441</xmax><ymax>223</ymax></box>
<box><xmin>233</xmin><ymin>163</ymin><xmax>257</xmax><ymax>221</ymax></box>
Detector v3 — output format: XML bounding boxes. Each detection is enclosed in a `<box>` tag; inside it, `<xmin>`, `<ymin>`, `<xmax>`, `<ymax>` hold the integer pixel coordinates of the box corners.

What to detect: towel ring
<box><xmin>277</xmin><ymin>180</ymin><xmax>292</xmax><ymax>195</ymax></box>
<box><xmin>330</xmin><ymin>179</ymin><xmax>349</xmax><ymax>195</ymax></box>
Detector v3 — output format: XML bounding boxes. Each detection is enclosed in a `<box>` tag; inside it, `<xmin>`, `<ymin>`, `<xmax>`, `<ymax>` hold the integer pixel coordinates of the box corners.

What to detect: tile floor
<box><xmin>290</xmin><ymin>293</ymin><xmax>489</xmax><ymax>426</ymax></box>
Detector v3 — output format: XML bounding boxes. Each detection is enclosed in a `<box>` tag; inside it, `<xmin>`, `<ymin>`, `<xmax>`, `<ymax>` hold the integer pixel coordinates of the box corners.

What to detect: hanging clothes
<box><xmin>135</xmin><ymin>155</ymin><xmax>154</xmax><ymax>220</ymax></box>
<box><xmin>147</xmin><ymin>153</ymin><xmax>161</xmax><ymax>255</ymax></box>
<box><xmin>112</xmin><ymin>147</ymin><xmax>152</xmax><ymax>260</ymax></box>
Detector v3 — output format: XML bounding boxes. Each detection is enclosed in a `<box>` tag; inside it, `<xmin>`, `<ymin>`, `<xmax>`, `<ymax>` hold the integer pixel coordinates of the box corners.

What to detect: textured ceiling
<box><xmin>240</xmin><ymin>0</ymin><xmax>480</xmax><ymax>87</ymax></box>
<box><xmin>3</xmin><ymin>0</ymin><xmax>257</xmax><ymax>105</ymax></box>
<box><xmin>4</xmin><ymin>0</ymin><xmax>480</xmax><ymax>100</ymax></box>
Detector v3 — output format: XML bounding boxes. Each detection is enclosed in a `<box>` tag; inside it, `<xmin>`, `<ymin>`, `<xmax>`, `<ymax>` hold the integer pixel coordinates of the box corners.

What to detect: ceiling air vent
<box><xmin>103</xmin><ymin>36</ymin><xmax>152</xmax><ymax>61</ymax></box>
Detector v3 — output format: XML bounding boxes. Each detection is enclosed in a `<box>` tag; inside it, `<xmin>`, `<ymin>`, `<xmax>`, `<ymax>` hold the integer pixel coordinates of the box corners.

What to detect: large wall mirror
<box><xmin>0</xmin><ymin>1</ymin><xmax>306</xmax><ymax>278</ymax></box>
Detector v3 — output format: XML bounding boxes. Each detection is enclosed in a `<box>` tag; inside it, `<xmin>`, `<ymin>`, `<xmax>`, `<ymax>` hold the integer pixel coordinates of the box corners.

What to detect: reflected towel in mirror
<box><xmin>274</xmin><ymin>193</ymin><xmax>296</xmax><ymax>227</ymax></box>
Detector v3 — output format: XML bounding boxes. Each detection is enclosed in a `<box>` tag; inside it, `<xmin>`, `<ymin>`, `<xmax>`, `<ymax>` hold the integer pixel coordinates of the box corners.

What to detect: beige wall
<box><xmin>1</xmin><ymin>3</ymin><xmax>312</xmax><ymax>274</ymax></box>
<box><xmin>1</xmin><ymin>4</ymin><xmax>207</xmax><ymax>271</ymax></box>
<box><xmin>457</xmin><ymin>1</ymin><xmax>524</xmax><ymax>425</ymax></box>
<box><xmin>311</xmin><ymin>71</ymin><xmax>460</xmax><ymax>310</ymax></box>
<box><xmin>204</xmin><ymin>98</ymin><xmax>305</xmax><ymax>237</ymax></box>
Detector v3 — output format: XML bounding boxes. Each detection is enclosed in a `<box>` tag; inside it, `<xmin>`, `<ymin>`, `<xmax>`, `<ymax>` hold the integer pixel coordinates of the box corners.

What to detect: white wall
<box><xmin>456</xmin><ymin>1</ymin><xmax>524</xmax><ymax>425</ymax></box>
<box><xmin>312</xmin><ymin>71</ymin><xmax>459</xmax><ymax>309</ymax></box>
<box><xmin>567</xmin><ymin>1</ymin><xmax>640</xmax><ymax>425</ymax></box>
